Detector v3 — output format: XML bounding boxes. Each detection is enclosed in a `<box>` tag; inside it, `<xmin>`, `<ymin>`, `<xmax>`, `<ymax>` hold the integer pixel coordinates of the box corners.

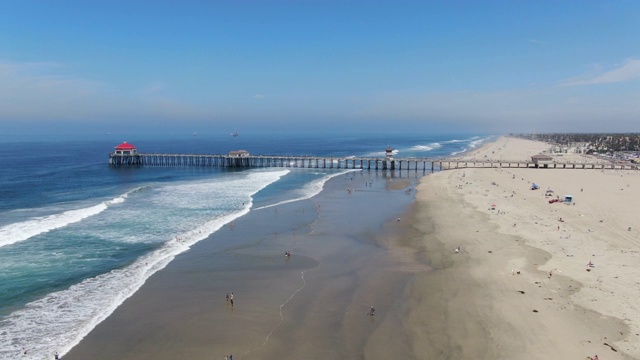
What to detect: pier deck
<box><xmin>108</xmin><ymin>153</ymin><xmax>639</xmax><ymax>171</ymax></box>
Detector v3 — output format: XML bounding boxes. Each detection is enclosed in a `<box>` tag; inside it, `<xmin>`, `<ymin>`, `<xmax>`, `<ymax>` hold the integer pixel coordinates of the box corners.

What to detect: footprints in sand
<box><xmin>249</xmin><ymin>270</ymin><xmax>307</xmax><ymax>355</ymax></box>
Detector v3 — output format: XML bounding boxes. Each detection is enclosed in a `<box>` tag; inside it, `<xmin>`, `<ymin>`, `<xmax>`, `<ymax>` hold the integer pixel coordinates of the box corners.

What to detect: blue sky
<box><xmin>1</xmin><ymin>0</ymin><xmax>639</xmax><ymax>135</ymax></box>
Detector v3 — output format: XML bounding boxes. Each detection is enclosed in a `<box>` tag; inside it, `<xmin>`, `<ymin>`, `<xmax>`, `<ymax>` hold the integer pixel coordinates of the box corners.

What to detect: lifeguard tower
<box><xmin>383</xmin><ymin>146</ymin><xmax>396</xmax><ymax>170</ymax></box>
<box><xmin>114</xmin><ymin>142</ymin><xmax>138</xmax><ymax>155</ymax></box>
<box><xmin>385</xmin><ymin>146</ymin><xmax>394</xmax><ymax>159</ymax></box>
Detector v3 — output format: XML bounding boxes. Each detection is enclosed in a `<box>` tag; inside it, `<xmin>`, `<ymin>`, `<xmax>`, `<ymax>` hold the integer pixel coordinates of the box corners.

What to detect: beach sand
<box><xmin>408</xmin><ymin>136</ymin><xmax>639</xmax><ymax>359</ymax></box>
<box><xmin>63</xmin><ymin>136</ymin><xmax>640</xmax><ymax>359</ymax></box>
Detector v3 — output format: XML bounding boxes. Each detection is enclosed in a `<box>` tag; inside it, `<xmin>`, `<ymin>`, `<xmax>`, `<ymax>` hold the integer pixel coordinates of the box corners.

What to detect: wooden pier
<box><xmin>440</xmin><ymin>160</ymin><xmax>638</xmax><ymax>171</ymax></box>
<box><xmin>109</xmin><ymin>153</ymin><xmax>437</xmax><ymax>171</ymax></box>
<box><xmin>108</xmin><ymin>153</ymin><xmax>639</xmax><ymax>171</ymax></box>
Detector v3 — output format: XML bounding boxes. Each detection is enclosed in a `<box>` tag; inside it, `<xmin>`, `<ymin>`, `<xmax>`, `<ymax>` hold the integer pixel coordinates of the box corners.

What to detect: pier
<box><xmin>108</xmin><ymin>153</ymin><xmax>638</xmax><ymax>171</ymax></box>
<box><xmin>439</xmin><ymin>160</ymin><xmax>638</xmax><ymax>171</ymax></box>
<box><xmin>108</xmin><ymin>142</ymin><xmax>638</xmax><ymax>171</ymax></box>
<box><xmin>109</xmin><ymin>153</ymin><xmax>438</xmax><ymax>171</ymax></box>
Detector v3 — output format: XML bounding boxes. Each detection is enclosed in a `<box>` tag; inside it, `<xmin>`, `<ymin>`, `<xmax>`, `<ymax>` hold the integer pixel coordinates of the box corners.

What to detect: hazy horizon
<box><xmin>2</xmin><ymin>1</ymin><xmax>639</xmax><ymax>136</ymax></box>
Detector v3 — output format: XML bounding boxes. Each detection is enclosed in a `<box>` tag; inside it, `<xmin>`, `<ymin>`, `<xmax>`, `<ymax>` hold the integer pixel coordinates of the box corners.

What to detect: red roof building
<box><xmin>114</xmin><ymin>142</ymin><xmax>138</xmax><ymax>155</ymax></box>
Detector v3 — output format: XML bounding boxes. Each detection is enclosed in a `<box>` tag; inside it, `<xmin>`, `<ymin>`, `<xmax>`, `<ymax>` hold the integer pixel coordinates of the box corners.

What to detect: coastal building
<box><xmin>550</xmin><ymin>146</ymin><xmax>569</xmax><ymax>153</ymax></box>
<box><xmin>573</xmin><ymin>142</ymin><xmax>589</xmax><ymax>154</ymax></box>
<box><xmin>228</xmin><ymin>150</ymin><xmax>250</xmax><ymax>157</ymax></box>
<box><xmin>531</xmin><ymin>154</ymin><xmax>553</xmax><ymax>167</ymax></box>
<box><xmin>114</xmin><ymin>142</ymin><xmax>138</xmax><ymax>155</ymax></box>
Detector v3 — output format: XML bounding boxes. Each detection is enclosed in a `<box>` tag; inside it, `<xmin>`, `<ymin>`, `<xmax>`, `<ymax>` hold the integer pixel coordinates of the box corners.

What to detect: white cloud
<box><xmin>559</xmin><ymin>58</ymin><xmax>640</xmax><ymax>86</ymax></box>
<box><xmin>253</xmin><ymin>94</ymin><xmax>266</xmax><ymax>99</ymax></box>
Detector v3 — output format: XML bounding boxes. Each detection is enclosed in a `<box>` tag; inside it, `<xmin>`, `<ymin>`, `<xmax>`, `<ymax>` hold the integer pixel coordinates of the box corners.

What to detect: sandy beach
<box><xmin>408</xmin><ymin>136</ymin><xmax>639</xmax><ymax>359</ymax></box>
<box><xmin>63</xmin><ymin>136</ymin><xmax>640</xmax><ymax>360</ymax></box>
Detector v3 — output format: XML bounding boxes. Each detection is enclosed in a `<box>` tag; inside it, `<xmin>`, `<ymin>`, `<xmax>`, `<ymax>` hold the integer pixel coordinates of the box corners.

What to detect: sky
<box><xmin>1</xmin><ymin>0</ymin><xmax>639</xmax><ymax>136</ymax></box>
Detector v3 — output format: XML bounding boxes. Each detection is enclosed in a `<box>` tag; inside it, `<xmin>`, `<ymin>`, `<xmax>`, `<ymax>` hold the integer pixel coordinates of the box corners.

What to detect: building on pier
<box><xmin>114</xmin><ymin>142</ymin><xmax>138</xmax><ymax>155</ymax></box>
<box><xmin>229</xmin><ymin>150</ymin><xmax>250</xmax><ymax>157</ymax></box>
<box><xmin>385</xmin><ymin>146</ymin><xmax>394</xmax><ymax>159</ymax></box>
<box><xmin>531</xmin><ymin>154</ymin><xmax>553</xmax><ymax>168</ymax></box>
<box><xmin>109</xmin><ymin>141</ymin><xmax>141</xmax><ymax>166</ymax></box>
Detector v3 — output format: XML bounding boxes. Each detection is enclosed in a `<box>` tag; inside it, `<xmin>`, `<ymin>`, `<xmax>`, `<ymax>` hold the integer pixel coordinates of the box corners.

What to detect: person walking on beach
<box><xmin>54</xmin><ymin>352</ymin><xmax>59</xmax><ymax>359</ymax></box>
<box><xmin>368</xmin><ymin>306</ymin><xmax>375</xmax><ymax>316</ymax></box>
<box><xmin>230</xmin><ymin>292</ymin><xmax>234</xmax><ymax>306</ymax></box>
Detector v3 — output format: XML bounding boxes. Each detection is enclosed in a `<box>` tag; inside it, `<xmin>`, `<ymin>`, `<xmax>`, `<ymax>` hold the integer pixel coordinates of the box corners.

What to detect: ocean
<box><xmin>0</xmin><ymin>132</ymin><xmax>490</xmax><ymax>358</ymax></box>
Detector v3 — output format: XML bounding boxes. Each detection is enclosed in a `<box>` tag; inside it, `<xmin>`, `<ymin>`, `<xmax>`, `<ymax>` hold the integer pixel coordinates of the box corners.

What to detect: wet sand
<box><xmin>63</xmin><ymin>171</ymin><xmax>423</xmax><ymax>360</ymax></box>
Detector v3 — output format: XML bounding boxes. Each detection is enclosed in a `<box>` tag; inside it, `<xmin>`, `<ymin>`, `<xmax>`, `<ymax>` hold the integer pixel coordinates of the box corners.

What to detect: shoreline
<box><xmin>62</xmin><ymin>135</ymin><xmax>640</xmax><ymax>359</ymax></box>
<box><xmin>63</xmin><ymin>170</ymin><xmax>423</xmax><ymax>359</ymax></box>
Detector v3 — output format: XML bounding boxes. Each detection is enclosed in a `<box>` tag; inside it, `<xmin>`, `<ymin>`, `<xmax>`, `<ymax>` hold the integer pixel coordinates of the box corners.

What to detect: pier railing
<box><xmin>108</xmin><ymin>153</ymin><xmax>639</xmax><ymax>171</ymax></box>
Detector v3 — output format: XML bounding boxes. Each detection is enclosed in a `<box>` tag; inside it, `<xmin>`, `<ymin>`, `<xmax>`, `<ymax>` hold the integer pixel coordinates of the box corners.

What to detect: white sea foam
<box><xmin>410</xmin><ymin>145</ymin><xmax>433</xmax><ymax>151</ymax></box>
<box><xmin>0</xmin><ymin>171</ymin><xmax>288</xmax><ymax>359</ymax></box>
<box><xmin>0</xmin><ymin>186</ymin><xmax>146</xmax><ymax>249</ymax></box>
<box><xmin>447</xmin><ymin>136</ymin><xmax>491</xmax><ymax>156</ymax></box>
<box><xmin>469</xmin><ymin>138</ymin><xmax>486</xmax><ymax>148</ymax></box>
<box><xmin>254</xmin><ymin>169</ymin><xmax>356</xmax><ymax>210</ymax></box>
<box><xmin>443</xmin><ymin>136</ymin><xmax>486</xmax><ymax>145</ymax></box>
<box><xmin>410</xmin><ymin>142</ymin><xmax>442</xmax><ymax>152</ymax></box>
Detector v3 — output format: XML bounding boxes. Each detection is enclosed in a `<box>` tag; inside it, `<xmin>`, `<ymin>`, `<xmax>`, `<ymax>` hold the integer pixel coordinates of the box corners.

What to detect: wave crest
<box><xmin>0</xmin><ymin>186</ymin><xmax>147</xmax><ymax>249</ymax></box>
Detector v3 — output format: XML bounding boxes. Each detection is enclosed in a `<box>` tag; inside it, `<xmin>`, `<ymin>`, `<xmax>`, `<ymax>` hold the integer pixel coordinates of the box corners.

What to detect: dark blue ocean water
<box><xmin>0</xmin><ymin>132</ymin><xmax>490</xmax><ymax>358</ymax></box>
